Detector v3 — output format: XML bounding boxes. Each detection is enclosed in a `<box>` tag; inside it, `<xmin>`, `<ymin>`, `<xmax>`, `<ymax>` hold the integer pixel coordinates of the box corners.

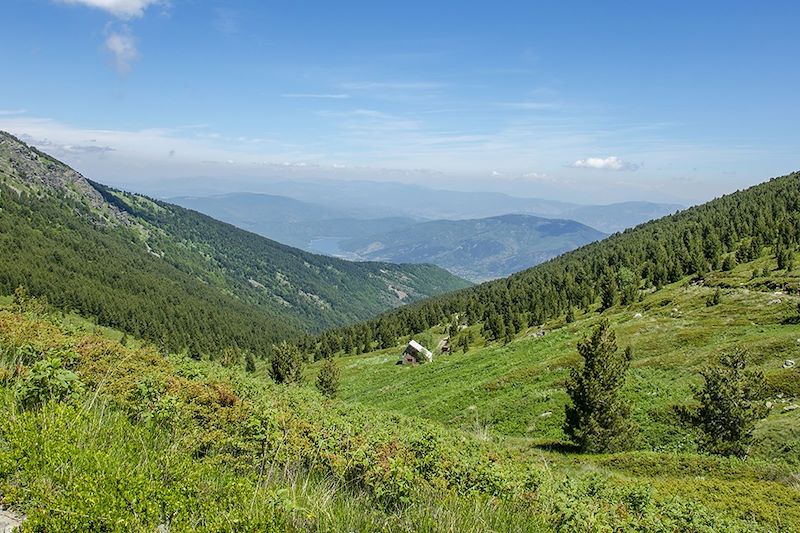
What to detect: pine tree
<box><xmin>458</xmin><ymin>333</ymin><xmax>470</xmax><ymax>353</ymax></box>
<box><xmin>599</xmin><ymin>269</ymin><xmax>618</xmax><ymax>311</ymax></box>
<box><xmin>706</xmin><ymin>288</ymin><xmax>722</xmax><ymax>307</ymax></box>
<box><xmin>269</xmin><ymin>341</ymin><xmax>304</xmax><ymax>384</ymax></box>
<box><xmin>617</xmin><ymin>267</ymin><xmax>639</xmax><ymax>306</ymax></box>
<box><xmin>721</xmin><ymin>254</ymin><xmax>736</xmax><ymax>271</ymax></box>
<box><xmin>565</xmin><ymin>306</ymin><xmax>575</xmax><ymax>323</ymax></box>
<box><xmin>564</xmin><ymin>320</ymin><xmax>634</xmax><ymax>453</ymax></box>
<box><xmin>316</xmin><ymin>357</ymin><xmax>340</xmax><ymax>398</ymax></box>
<box><xmin>188</xmin><ymin>343</ymin><xmax>202</xmax><ymax>361</ymax></box>
<box><xmin>245</xmin><ymin>351</ymin><xmax>257</xmax><ymax>373</ymax></box>
<box><xmin>689</xmin><ymin>351</ymin><xmax>767</xmax><ymax>458</ymax></box>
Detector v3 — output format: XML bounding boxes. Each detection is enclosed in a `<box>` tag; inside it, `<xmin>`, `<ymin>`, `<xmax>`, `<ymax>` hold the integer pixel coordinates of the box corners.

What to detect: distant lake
<box><xmin>308</xmin><ymin>237</ymin><xmax>360</xmax><ymax>260</ymax></box>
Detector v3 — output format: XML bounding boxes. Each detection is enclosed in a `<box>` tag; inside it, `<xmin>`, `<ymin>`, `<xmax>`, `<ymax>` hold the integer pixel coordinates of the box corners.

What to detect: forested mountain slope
<box><xmin>0</xmin><ymin>132</ymin><xmax>469</xmax><ymax>354</ymax></box>
<box><xmin>300</xmin><ymin>170</ymin><xmax>800</xmax><ymax>356</ymax></box>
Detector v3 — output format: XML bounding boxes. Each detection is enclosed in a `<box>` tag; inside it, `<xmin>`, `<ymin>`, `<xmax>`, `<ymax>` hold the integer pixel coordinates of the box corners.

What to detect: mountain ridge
<box><xmin>0</xmin><ymin>131</ymin><xmax>470</xmax><ymax>354</ymax></box>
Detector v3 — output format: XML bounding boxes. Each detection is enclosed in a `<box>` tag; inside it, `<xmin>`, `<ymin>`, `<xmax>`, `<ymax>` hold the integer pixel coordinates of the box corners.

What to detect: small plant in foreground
<box><xmin>706</xmin><ymin>288</ymin><xmax>721</xmax><ymax>307</ymax></box>
<box><xmin>17</xmin><ymin>357</ymin><xmax>84</xmax><ymax>408</ymax></box>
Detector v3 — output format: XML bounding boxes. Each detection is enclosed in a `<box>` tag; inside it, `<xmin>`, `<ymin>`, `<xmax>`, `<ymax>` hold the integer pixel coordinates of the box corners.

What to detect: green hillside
<box><xmin>0</xmin><ymin>132</ymin><xmax>469</xmax><ymax>355</ymax></box>
<box><xmin>1</xmin><ymin>292</ymin><xmax>796</xmax><ymax>531</ymax></box>
<box><xmin>318</xmin><ymin>256</ymin><xmax>800</xmax><ymax>459</ymax></box>
<box><xmin>340</xmin><ymin>214</ymin><xmax>606</xmax><ymax>281</ymax></box>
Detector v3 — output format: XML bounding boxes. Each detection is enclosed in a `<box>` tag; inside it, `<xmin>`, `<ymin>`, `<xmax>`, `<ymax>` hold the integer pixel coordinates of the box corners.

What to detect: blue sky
<box><xmin>1</xmin><ymin>0</ymin><xmax>799</xmax><ymax>203</ymax></box>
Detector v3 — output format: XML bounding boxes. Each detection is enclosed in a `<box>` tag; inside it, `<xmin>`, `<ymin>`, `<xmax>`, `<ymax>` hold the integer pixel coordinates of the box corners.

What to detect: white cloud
<box><xmin>104</xmin><ymin>27</ymin><xmax>139</xmax><ymax>74</ymax></box>
<box><xmin>570</xmin><ymin>156</ymin><xmax>639</xmax><ymax>171</ymax></box>
<box><xmin>57</xmin><ymin>0</ymin><xmax>160</xmax><ymax>19</ymax></box>
<box><xmin>0</xmin><ymin>109</ymin><xmax>26</xmax><ymax>116</ymax></box>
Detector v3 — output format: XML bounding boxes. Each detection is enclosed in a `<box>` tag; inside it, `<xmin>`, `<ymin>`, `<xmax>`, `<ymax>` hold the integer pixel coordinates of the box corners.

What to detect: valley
<box><xmin>2</xmin><ymin>2</ymin><xmax>798</xmax><ymax>530</ymax></box>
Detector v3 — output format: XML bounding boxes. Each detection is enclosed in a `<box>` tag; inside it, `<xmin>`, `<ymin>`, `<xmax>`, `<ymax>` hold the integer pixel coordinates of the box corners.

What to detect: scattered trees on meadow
<box><xmin>564</xmin><ymin>320</ymin><xmax>634</xmax><ymax>453</ymax></box>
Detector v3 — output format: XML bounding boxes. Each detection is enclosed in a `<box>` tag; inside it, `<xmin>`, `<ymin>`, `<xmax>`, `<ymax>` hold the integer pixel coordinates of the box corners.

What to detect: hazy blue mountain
<box><xmin>566</xmin><ymin>201</ymin><xmax>683</xmax><ymax>233</ymax></box>
<box><xmin>256</xmin><ymin>180</ymin><xmax>682</xmax><ymax>233</ymax></box>
<box><xmin>170</xmin><ymin>193</ymin><xmax>419</xmax><ymax>251</ymax></box>
<box><xmin>340</xmin><ymin>214</ymin><xmax>607</xmax><ymax>281</ymax></box>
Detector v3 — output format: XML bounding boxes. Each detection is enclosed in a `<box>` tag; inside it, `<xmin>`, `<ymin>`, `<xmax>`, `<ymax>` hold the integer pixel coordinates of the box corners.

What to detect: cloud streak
<box><xmin>57</xmin><ymin>0</ymin><xmax>161</xmax><ymax>19</ymax></box>
<box><xmin>570</xmin><ymin>156</ymin><xmax>639</xmax><ymax>171</ymax></box>
<box><xmin>281</xmin><ymin>93</ymin><xmax>351</xmax><ymax>99</ymax></box>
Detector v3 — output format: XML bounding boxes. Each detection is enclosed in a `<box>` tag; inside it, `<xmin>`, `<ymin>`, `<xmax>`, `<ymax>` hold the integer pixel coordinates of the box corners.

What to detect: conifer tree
<box><xmin>599</xmin><ymin>269</ymin><xmax>618</xmax><ymax>311</ymax></box>
<box><xmin>245</xmin><ymin>351</ymin><xmax>257</xmax><ymax>373</ymax></box>
<box><xmin>564</xmin><ymin>320</ymin><xmax>634</xmax><ymax>453</ymax></box>
<box><xmin>689</xmin><ymin>351</ymin><xmax>767</xmax><ymax>458</ymax></box>
<box><xmin>316</xmin><ymin>357</ymin><xmax>340</xmax><ymax>398</ymax></box>
<box><xmin>269</xmin><ymin>341</ymin><xmax>304</xmax><ymax>384</ymax></box>
<box><xmin>721</xmin><ymin>254</ymin><xmax>736</xmax><ymax>271</ymax></box>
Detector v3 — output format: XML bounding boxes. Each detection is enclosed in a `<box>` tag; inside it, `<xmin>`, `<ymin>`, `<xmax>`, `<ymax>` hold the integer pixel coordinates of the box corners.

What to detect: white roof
<box><xmin>406</xmin><ymin>340</ymin><xmax>433</xmax><ymax>360</ymax></box>
<box><xmin>408</xmin><ymin>340</ymin><xmax>425</xmax><ymax>352</ymax></box>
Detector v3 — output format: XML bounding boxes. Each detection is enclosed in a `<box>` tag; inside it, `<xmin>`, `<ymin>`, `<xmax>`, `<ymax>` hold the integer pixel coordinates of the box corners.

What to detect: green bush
<box><xmin>17</xmin><ymin>357</ymin><xmax>84</xmax><ymax>408</ymax></box>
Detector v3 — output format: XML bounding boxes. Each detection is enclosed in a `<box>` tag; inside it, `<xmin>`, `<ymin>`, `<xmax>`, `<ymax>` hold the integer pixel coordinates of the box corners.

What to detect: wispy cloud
<box><xmin>570</xmin><ymin>156</ymin><xmax>640</xmax><ymax>171</ymax></box>
<box><xmin>281</xmin><ymin>93</ymin><xmax>351</xmax><ymax>99</ymax></box>
<box><xmin>497</xmin><ymin>101</ymin><xmax>559</xmax><ymax>111</ymax></box>
<box><xmin>20</xmin><ymin>134</ymin><xmax>115</xmax><ymax>156</ymax></box>
<box><xmin>0</xmin><ymin>109</ymin><xmax>26</xmax><ymax>116</ymax></box>
<box><xmin>104</xmin><ymin>25</ymin><xmax>139</xmax><ymax>74</ymax></box>
<box><xmin>57</xmin><ymin>0</ymin><xmax>161</xmax><ymax>19</ymax></box>
<box><xmin>340</xmin><ymin>81</ymin><xmax>444</xmax><ymax>91</ymax></box>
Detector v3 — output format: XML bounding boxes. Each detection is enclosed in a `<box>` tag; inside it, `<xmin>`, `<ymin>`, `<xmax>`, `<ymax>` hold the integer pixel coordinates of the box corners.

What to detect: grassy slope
<box><xmin>0</xmin><ymin>298</ymin><xmax>795</xmax><ymax>530</ymax></box>
<box><xmin>308</xmin><ymin>252</ymin><xmax>800</xmax><ymax>526</ymax></box>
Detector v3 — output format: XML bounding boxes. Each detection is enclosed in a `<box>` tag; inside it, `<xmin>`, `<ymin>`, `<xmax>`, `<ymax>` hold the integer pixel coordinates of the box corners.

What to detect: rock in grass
<box><xmin>0</xmin><ymin>506</ymin><xmax>24</xmax><ymax>532</ymax></box>
<box><xmin>784</xmin><ymin>360</ymin><xmax>796</xmax><ymax>369</ymax></box>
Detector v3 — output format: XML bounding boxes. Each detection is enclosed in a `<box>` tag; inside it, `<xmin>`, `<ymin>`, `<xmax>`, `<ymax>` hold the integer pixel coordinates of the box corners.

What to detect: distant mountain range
<box><xmin>170</xmin><ymin>188</ymin><xmax>678</xmax><ymax>281</ymax></box>
<box><xmin>170</xmin><ymin>193</ymin><xmax>417</xmax><ymax>251</ymax></box>
<box><xmin>339</xmin><ymin>214</ymin><xmax>606</xmax><ymax>281</ymax></box>
<box><xmin>243</xmin><ymin>179</ymin><xmax>683</xmax><ymax>233</ymax></box>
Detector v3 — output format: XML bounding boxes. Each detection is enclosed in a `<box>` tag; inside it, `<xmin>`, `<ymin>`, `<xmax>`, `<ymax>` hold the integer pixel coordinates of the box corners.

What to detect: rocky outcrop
<box><xmin>0</xmin><ymin>131</ymin><xmax>131</xmax><ymax>227</ymax></box>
